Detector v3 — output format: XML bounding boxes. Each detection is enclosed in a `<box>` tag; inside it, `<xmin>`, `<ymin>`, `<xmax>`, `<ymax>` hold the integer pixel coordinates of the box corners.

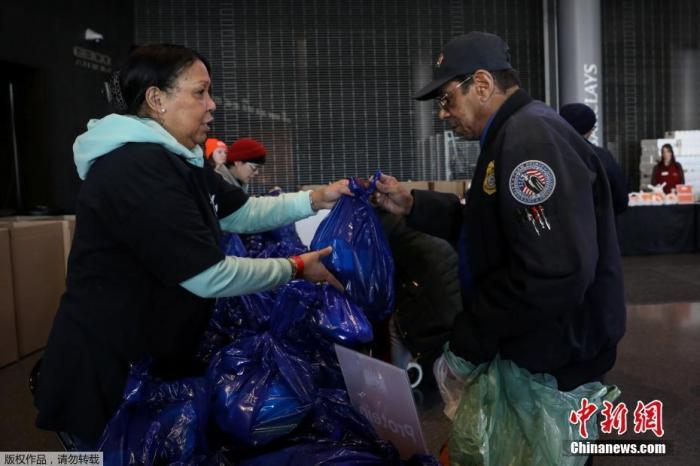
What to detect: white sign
<box><xmin>335</xmin><ymin>344</ymin><xmax>428</xmax><ymax>459</ymax></box>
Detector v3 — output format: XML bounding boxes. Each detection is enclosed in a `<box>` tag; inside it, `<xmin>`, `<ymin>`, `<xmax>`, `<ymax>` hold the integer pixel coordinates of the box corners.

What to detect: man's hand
<box><xmin>373</xmin><ymin>174</ymin><xmax>414</xmax><ymax>216</ymax></box>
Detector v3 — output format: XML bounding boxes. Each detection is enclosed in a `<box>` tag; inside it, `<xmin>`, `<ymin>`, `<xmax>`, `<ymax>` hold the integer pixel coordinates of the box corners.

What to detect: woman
<box><xmin>205</xmin><ymin>137</ymin><xmax>238</xmax><ymax>185</ymax></box>
<box><xmin>34</xmin><ymin>44</ymin><xmax>349</xmax><ymax>446</ymax></box>
<box><xmin>652</xmin><ymin>144</ymin><xmax>685</xmax><ymax>194</ymax></box>
<box><xmin>226</xmin><ymin>137</ymin><xmax>267</xmax><ymax>192</ymax></box>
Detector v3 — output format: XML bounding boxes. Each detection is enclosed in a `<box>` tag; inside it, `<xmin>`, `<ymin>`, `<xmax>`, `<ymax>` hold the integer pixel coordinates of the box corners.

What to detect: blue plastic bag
<box><xmin>316</xmin><ymin>284</ymin><xmax>374</xmax><ymax>344</ymax></box>
<box><xmin>238</xmin><ymin>388</ymin><xmax>397</xmax><ymax>465</ymax></box>
<box><xmin>237</xmin><ymin>443</ymin><xmax>392</xmax><ymax>466</ymax></box>
<box><xmin>208</xmin><ymin>333</ymin><xmax>317</xmax><ymax>447</ymax></box>
<box><xmin>273</xmin><ymin>280</ymin><xmax>373</xmax><ymax>346</ymax></box>
<box><xmin>97</xmin><ymin>363</ymin><xmax>209</xmax><ymax>466</ymax></box>
<box><xmin>238</xmin><ymin>389</ymin><xmax>438</xmax><ymax>466</ymax></box>
<box><xmin>197</xmin><ymin>286</ymin><xmax>274</xmax><ymax>364</ymax></box>
<box><xmin>213</xmin><ymin>232</ymin><xmax>272</xmax><ymax>334</ymax></box>
<box><xmin>242</xmin><ymin>190</ymin><xmax>308</xmax><ymax>258</ymax></box>
<box><xmin>221</xmin><ymin>230</ymin><xmax>248</xmax><ymax>257</ymax></box>
<box><xmin>211</xmin><ymin>292</ymin><xmax>274</xmax><ymax>336</ymax></box>
<box><xmin>310</xmin><ymin>173</ymin><xmax>395</xmax><ymax>321</ymax></box>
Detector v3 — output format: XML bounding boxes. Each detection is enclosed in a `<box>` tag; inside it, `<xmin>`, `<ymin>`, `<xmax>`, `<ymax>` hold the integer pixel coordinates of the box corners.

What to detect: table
<box><xmin>617</xmin><ymin>204</ymin><xmax>699</xmax><ymax>256</ymax></box>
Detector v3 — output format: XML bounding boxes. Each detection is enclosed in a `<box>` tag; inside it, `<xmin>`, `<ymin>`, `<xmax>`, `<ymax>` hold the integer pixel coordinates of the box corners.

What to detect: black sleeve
<box><xmin>115</xmin><ymin>186</ymin><xmax>225</xmax><ymax>285</ymax></box>
<box><xmin>679</xmin><ymin>163</ymin><xmax>685</xmax><ymax>184</ymax></box>
<box><xmin>596</xmin><ymin>147</ymin><xmax>629</xmax><ymax>214</ymax></box>
<box><xmin>206</xmin><ymin>164</ymin><xmax>249</xmax><ymax>218</ymax></box>
<box><xmin>406</xmin><ymin>189</ymin><xmax>463</xmax><ymax>242</ymax></box>
<box><xmin>86</xmin><ymin>145</ymin><xmax>225</xmax><ymax>285</ymax></box>
<box><xmin>471</xmin><ymin>135</ymin><xmax>601</xmax><ymax>342</ymax></box>
<box><xmin>608</xmin><ymin>167</ymin><xmax>629</xmax><ymax>214</ymax></box>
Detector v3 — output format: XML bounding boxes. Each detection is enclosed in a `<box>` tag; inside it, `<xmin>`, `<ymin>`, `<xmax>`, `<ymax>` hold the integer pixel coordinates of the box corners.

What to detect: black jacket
<box><xmin>35</xmin><ymin>143</ymin><xmax>248</xmax><ymax>442</ymax></box>
<box><xmin>589</xmin><ymin>142</ymin><xmax>628</xmax><ymax>215</ymax></box>
<box><xmin>408</xmin><ymin>90</ymin><xmax>626</xmax><ymax>390</ymax></box>
<box><xmin>379</xmin><ymin>211</ymin><xmax>462</xmax><ymax>370</ymax></box>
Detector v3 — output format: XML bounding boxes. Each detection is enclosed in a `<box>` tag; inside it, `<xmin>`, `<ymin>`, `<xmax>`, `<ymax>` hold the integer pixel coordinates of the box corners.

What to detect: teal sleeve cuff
<box><xmin>219</xmin><ymin>191</ymin><xmax>315</xmax><ymax>233</ymax></box>
<box><xmin>179</xmin><ymin>256</ymin><xmax>293</xmax><ymax>298</ymax></box>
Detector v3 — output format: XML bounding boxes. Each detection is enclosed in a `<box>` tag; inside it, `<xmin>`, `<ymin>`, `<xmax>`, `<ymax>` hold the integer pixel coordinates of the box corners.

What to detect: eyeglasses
<box><xmin>438</xmin><ymin>75</ymin><xmax>474</xmax><ymax>111</ymax></box>
<box><xmin>247</xmin><ymin>162</ymin><xmax>262</xmax><ymax>172</ymax></box>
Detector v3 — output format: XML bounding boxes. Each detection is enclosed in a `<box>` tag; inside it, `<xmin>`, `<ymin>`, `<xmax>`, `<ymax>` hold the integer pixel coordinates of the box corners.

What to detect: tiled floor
<box><xmin>1</xmin><ymin>255</ymin><xmax>699</xmax><ymax>465</ymax></box>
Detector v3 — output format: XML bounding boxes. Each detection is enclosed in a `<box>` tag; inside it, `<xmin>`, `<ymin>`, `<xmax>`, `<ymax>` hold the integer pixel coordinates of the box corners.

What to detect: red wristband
<box><xmin>291</xmin><ymin>255</ymin><xmax>305</xmax><ymax>279</ymax></box>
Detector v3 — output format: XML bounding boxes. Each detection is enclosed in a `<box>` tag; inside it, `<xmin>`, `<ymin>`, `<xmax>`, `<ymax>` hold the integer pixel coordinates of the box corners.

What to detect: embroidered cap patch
<box><xmin>508</xmin><ymin>160</ymin><xmax>556</xmax><ymax>205</ymax></box>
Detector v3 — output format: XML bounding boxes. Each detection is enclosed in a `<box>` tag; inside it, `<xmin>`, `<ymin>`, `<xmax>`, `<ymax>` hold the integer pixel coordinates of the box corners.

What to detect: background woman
<box><xmin>205</xmin><ymin>137</ymin><xmax>238</xmax><ymax>185</ymax></box>
<box><xmin>227</xmin><ymin>137</ymin><xmax>267</xmax><ymax>192</ymax></box>
<box><xmin>652</xmin><ymin>143</ymin><xmax>685</xmax><ymax>193</ymax></box>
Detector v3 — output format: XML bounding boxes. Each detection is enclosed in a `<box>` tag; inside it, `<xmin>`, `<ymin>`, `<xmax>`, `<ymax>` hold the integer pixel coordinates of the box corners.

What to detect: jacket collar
<box><xmin>480</xmin><ymin>88</ymin><xmax>532</xmax><ymax>151</ymax></box>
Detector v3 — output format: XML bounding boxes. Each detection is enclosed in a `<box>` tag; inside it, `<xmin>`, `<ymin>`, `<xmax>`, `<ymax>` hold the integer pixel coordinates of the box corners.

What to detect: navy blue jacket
<box><xmin>408</xmin><ymin>90</ymin><xmax>626</xmax><ymax>390</ymax></box>
<box><xmin>589</xmin><ymin>142</ymin><xmax>628</xmax><ymax>215</ymax></box>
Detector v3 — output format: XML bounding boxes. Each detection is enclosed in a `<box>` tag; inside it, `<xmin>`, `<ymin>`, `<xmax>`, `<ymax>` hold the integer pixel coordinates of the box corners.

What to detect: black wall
<box><xmin>0</xmin><ymin>0</ymin><xmax>134</xmax><ymax>213</ymax></box>
<box><xmin>3</xmin><ymin>0</ymin><xmax>697</xmax><ymax>203</ymax></box>
<box><xmin>134</xmin><ymin>0</ymin><xmax>544</xmax><ymax>194</ymax></box>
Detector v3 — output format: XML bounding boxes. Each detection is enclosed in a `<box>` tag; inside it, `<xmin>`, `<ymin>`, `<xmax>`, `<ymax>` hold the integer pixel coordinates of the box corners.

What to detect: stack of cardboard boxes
<box><xmin>0</xmin><ymin>216</ymin><xmax>75</xmax><ymax>367</ymax></box>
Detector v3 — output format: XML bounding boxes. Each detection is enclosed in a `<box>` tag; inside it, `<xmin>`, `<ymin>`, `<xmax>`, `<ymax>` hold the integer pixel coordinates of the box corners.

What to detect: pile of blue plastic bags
<box><xmin>97</xmin><ymin>175</ymin><xmax>437</xmax><ymax>465</ymax></box>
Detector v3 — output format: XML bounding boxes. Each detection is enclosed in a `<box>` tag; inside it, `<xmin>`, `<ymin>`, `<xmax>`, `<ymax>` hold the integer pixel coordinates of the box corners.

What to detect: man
<box><xmin>375</xmin><ymin>32</ymin><xmax>625</xmax><ymax>391</ymax></box>
<box><xmin>559</xmin><ymin>103</ymin><xmax>629</xmax><ymax>215</ymax></box>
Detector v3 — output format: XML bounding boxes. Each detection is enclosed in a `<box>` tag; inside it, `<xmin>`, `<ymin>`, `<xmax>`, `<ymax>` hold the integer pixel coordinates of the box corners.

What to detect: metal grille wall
<box><xmin>135</xmin><ymin>0</ymin><xmax>544</xmax><ymax>193</ymax></box>
<box><xmin>602</xmin><ymin>0</ymin><xmax>700</xmax><ymax>191</ymax></box>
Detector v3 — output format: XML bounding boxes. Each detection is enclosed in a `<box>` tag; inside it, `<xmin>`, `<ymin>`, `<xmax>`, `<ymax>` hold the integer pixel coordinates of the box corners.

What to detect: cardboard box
<box><xmin>676</xmin><ymin>185</ymin><xmax>695</xmax><ymax>204</ymax></box>
<box><xmin>7</xmin><ymin>221</ymin><xmax>67</xmax><ymax>356</ymax></box>
<box><xmin>433</xmin><ymin>180</ymin><xmax>467</xmax><ymax>198</ymax></box>
<box><xmin>0</xmin><ymin>228</ymin><xmax>19</xmax><ymax>367</ymax></box>
<box><xmin>400</xmin><ymin>181</ymin><xmax>430</xmax><ymax>192</ymax></box>
<box><xmin>1</xmin><ymin>216</ymin><xmax>75</xmax><ymax>269</ymax></box>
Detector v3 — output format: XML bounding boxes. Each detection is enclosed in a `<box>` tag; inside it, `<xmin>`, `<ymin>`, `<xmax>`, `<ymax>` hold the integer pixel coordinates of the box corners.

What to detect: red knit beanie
<box><xmin>227</xmin><ymin>138</ymin><xmax>267</xmax><ymax>164</ymax></box>
<box><xmin>204</xmin><ymin>138</ymin><xmax>228</xmax><ymax>158</ymax></box>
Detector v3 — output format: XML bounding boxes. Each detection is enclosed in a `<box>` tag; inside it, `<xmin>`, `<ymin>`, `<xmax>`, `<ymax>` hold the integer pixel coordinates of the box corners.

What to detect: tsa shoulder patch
<box><xmin>483</xmin><ymin>160</ymin><xmax>497</xmax><ymax>195</ymax></box>
<box><xmin>508</xmin><ymin>160</ymin><xmax>556</xmax><ymax>205</ymax></box>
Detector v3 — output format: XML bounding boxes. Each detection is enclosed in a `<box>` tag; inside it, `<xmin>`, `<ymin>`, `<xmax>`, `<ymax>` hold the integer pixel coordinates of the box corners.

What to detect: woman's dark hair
<box><xmin>109</xmin><ymin>44</ymin><xmax>211</xmax><ymax>115</ymax></box>
<box><xmin>659</xmin><ymin>143</ymin><xmax>676</xmax><ymax>165</ymax></box>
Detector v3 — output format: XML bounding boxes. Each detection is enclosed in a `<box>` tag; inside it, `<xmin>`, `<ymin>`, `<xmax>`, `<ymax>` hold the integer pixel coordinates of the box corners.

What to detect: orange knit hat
<box><xmin>204</xmin><ymin>138</ymin><xmax>228</xmax><ymax>158</ymax></box>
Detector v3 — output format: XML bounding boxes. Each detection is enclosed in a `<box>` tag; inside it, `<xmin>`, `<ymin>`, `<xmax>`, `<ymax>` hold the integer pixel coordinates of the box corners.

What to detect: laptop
<box><xmin>334</xmin><ymin>344</ymin><xmax>429</xmax><ymax>459</ymax></box>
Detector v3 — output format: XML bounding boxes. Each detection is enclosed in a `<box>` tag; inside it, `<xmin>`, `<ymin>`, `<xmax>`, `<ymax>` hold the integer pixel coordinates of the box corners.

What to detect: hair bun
<box><xmin>106</xmin><ymin>70</ymin><xmax>128</xmax><ymax>113</ymax></box>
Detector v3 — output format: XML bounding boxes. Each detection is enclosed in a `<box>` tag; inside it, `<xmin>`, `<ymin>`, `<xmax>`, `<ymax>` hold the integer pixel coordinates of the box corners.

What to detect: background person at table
<box><xmin>559</xmin><ymin>103</ymin><xmax>628</xmax><ymax>215</ymax></box>
<box><xmin>205</xmin><ymin>137</ymin><xmax>238</xmax><ymax>185</ymax></box>
<box><xmin>227</xmin><ymin>137</ymin><xmax>267</xmax><ymax>192</ymax></box>
<box><xmin>652</xmin><ymin>143</ymin><xmax>685</xmax><ymax>194</ymax></box>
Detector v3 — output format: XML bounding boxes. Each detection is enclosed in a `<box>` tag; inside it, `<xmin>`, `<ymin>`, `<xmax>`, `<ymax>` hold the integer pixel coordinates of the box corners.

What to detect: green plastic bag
<box><xmin>443</xmin><ymin>348</ymin><xmax>620</xmax><ymax>466</ymax></box>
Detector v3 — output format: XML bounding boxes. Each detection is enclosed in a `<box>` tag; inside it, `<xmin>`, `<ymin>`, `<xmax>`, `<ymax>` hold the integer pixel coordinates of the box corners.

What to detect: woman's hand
<box><xmin>373</xmin><ymin>174</ymin><xmax>414</xmax><ymax>216</ymax></box>
<box><xmin>297</xmin><ymin>246</ymin><xmax>344</xmax><ymax>291</ymax></box>
<box><xmin>310</xmin><ymin>179</ymin><xmax>352</xmax><ymax>210</ymax></box>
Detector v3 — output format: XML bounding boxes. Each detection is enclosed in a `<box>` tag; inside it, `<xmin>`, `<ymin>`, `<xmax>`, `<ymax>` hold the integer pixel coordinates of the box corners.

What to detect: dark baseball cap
<box><xmin>414</xmin><ymin>31</ymin><xmax>513</xmax><ymax>100</ymax></box>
